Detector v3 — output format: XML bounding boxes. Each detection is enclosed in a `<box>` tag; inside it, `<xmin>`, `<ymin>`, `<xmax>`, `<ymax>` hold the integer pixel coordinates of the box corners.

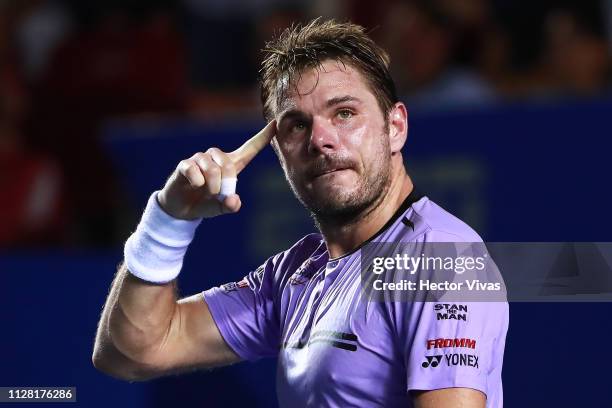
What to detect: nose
<box><xmin>307</xmin><ymin>117</ymin><xmax>338</xmax><ymax>155</ymax></box>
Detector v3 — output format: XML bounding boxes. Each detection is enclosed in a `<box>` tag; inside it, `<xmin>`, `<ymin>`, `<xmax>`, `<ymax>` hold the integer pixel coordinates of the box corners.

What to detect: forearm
<box><xmin>93</xmin><ymin>128</ymin><xmax>274</xmax><ymax>378</ymax></box>
<box><xmin>94</xmin><ymin>263</ymin><xmax>178</xmax><ymax>365</ymax></box>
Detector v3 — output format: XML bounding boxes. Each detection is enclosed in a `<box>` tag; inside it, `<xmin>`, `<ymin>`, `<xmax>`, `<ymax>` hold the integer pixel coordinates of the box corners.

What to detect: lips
<box><xmin>319</xmin><ymin>168</ymin><xmax>344</xmax><ymax>176</ymax></box>
<box><xmin>306</xmin><ymin>156</ymin><xmax>355</xmax><ymax>181</ymax></box>
<box><xmin>312</xmin><ymin>167</ymin><xmax>349</xmax><ymax>179</ymax></box>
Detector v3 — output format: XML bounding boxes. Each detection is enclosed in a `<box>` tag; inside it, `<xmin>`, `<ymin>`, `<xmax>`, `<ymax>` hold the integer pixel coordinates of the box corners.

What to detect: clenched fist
<box><xmin>158</xmin><ymin>121</ymin><xmax>276</xmax><ymax>220</ymax></box>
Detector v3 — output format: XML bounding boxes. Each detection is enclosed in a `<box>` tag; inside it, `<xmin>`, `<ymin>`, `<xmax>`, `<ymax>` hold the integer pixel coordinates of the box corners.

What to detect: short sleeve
<box><xmin>403</xmin><ymin>300</ymin><xmax>508</xmax><ymax>396</ymax></box>
<box><xmin>394</xmin><ymin>229</ymin><xmax>509</xmax><ymax>400</ymax></box>
<box><xmin>202</xmin><ymin>256</ymin><xmax>281</xmax><ymax>362</ymax></box>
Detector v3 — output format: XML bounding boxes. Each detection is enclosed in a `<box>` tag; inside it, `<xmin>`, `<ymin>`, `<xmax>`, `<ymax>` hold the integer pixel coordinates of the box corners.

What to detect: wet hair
<box><xmin>260</xmin><ymin>18</ymin><xmax>398</xmax><ymax>122</ymax></box>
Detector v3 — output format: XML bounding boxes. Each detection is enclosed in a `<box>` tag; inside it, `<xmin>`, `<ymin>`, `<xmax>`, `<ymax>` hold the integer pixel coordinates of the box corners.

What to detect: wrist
<box><xmin>124</xmin><ymin>191</ymin><xmax>202</xmax><ymax>283</ymax></box>
<box><xmin>156</xmin><ymin>189</ymin><xmax>186</xmax><ymax>220</ymax></box>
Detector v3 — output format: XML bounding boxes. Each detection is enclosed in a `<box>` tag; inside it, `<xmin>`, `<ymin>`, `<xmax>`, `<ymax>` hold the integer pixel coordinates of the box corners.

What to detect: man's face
<box><xmin>273</xmin><ymin>60</ymin><xmax>393</xmax><ymax>222</ymax></box>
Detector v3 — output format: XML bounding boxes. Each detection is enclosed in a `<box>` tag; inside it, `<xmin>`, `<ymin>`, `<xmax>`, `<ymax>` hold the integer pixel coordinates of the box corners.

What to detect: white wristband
<box><xmin>124</xmin><ymin>191</ymin><xmax>202</xmax><ymax>283</ymax></box>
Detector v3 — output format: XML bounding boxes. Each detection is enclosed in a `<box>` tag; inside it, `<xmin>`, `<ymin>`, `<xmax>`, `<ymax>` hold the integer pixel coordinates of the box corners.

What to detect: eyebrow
<box><xmin>325</xmin><ymin>95</ymin><xmax>362</xmax><ymax>108</ymax></box>
<box><xmin>277</xmin><ymin>109</ymin><xmax>306</xmax><ymax>125</ymax></box>
<box><xmin>277</xmin><ymin>95</ymin><xmax>362</xmax><ymax>124</ymax></box>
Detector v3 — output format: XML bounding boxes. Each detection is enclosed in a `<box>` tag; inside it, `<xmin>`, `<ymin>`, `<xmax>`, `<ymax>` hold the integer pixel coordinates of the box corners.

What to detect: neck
<box><xmin>318</xmin><ymin>164</ymin><xmax>414</xmax><ymax>259</ymax></box>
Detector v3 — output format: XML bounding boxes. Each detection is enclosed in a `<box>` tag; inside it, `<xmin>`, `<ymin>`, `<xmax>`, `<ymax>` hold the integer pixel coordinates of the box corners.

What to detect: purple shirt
<box><xmin>203</xmin><ymin>193</ymin><xmax>509</xmax><ymax>407</ymax></box>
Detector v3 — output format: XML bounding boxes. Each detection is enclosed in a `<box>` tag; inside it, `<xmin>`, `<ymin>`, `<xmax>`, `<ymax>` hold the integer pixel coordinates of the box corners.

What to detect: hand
<box><xmin>158</xmin><ymin>121</ymin><xmax>276</xmax><ymax>220</ymax></box>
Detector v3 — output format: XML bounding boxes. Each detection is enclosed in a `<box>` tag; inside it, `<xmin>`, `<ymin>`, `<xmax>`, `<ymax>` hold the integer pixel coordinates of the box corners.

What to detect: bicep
<box><xmin>411</xmin><ymin>388</ymin><xmax>486</xmax><ymax>408</ymax></box>
<box><xmin>148</xmin><ymin>294</ymin><xmax>241</xmax><ymax>373</ymax></box>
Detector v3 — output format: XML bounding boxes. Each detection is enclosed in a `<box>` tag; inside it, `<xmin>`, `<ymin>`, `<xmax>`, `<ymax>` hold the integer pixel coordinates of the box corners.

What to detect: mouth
<box><xmin>311</xmin><ymin>167</ymin><xmax>350</xmax><ymax>180</ymax></box>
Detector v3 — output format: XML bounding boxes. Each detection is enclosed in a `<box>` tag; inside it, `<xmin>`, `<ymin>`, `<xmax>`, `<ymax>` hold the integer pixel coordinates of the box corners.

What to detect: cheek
<box><xmin>343</xmin><ymin>124</ymin><xmax>367</xmax><ymax>147</ymax></box>
<box><xmin>277</xmin><ymin>135</ymin><xmax>303</xmax><ymax>157</ymax></box>
<box><xmin>340</xmin><ymin>119</ymin><xmax>384</xmax><ymax>170</ymax></box>
<box><xmin>277</xmin><ymin>143</ymin><xmax>304</xmax><ymax>177</ymax></box>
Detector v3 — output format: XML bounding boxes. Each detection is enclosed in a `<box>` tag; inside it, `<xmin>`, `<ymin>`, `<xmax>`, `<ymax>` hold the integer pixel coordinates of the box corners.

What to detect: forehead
<box><xmin>276</xmin><ymin>60</ymin><xmax>375</xmax><ymax>113</ymax></box>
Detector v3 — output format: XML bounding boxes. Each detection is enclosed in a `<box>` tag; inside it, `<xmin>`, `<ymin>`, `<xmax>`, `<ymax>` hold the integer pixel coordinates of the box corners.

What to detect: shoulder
<box><xmin>408</xmin><ymin>196</ymin><xmax>483</xmax><ymax>243</ymax></box>
<box><xmin>272</xmin><ymin>233</ymin><xmax>324</xmax><ymax>265</ymax></box>
<box><xmin>264</xmin><ymin>232</ymin><xmax>324</xmax><ymax>281</ymax></box>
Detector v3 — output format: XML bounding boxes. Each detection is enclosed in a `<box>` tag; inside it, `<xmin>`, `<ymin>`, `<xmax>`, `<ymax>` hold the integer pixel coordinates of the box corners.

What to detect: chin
<box><xmin>307</xmin><ymin>183</ymin><xmax>358</xmax><ymax>205</ymax></box>
<box><xmin>290</xmin><ymin>173</ymin><xmax>385</xmax><ymax>223</ymax></box>
<box><xmin>308</xmin><ymin>173</ymin><xmax>359</xmax><ymax>195</ymax></box>
<box><xmin>304</xmin><ymin>188</ymin><xmax>374</xmax><ymax>220</ymax></box>
<box><xmin>316</xmin><ymin>183</ymin><xmax>355</xmax><ymax>197</ymax></box>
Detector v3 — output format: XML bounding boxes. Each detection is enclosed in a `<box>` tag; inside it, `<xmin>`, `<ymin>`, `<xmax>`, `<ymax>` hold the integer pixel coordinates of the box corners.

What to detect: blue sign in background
<box><xmin>2</xmin><ymin>97</ymin><xmax>611</xmax><ymax>407</ymax></box>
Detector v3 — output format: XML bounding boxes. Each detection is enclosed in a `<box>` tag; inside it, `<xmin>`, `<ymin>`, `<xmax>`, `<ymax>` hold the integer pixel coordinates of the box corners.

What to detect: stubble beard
<box><xmin>286</xmin><ymin>137</ymin><xmax>392</xmax><ymax>229</ymax></box>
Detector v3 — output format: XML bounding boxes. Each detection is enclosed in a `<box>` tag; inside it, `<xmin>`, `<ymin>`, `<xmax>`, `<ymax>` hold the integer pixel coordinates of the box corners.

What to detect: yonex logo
<box><xmin>422</xmin><ymin>355</ymin><xmax>442</xmax><ymax>368</ymax></box>
<box><xmin>445</xmin><ymin>353</ymin><xmax>479</xmax><ymax>368</ymax></box>
<box><xmin>422</xmin><ymin>353</ymin><xmax>479</xmax><ymax>369</ymax></box>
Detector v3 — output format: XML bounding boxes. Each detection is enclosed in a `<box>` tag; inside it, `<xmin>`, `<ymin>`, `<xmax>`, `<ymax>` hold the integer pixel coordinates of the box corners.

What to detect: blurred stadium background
<box><xmin>1</xmin><ymin>0</ymin><xmax>611</xmax><ymax>406</ymax></box>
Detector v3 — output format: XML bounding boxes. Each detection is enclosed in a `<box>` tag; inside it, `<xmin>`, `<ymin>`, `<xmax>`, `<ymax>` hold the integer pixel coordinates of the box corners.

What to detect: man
<box><xmin>93</xmin><ymin>19</ymin><xmax>508</xmax><ymax>407</ymax></box>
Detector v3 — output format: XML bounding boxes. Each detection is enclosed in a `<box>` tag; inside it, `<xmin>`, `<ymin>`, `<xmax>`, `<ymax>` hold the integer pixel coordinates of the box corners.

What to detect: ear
<box><xmin>387</xmin><ymin>102</ymin><xmax>408</xmax><ymax>154</ymax></box>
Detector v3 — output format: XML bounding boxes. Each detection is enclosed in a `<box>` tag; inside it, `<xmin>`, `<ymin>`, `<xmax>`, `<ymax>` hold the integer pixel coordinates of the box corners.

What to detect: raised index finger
<box><xmin>229</xmin><ymin>120</ymin><xmax>276</xmax><ymax>173</ymax></box>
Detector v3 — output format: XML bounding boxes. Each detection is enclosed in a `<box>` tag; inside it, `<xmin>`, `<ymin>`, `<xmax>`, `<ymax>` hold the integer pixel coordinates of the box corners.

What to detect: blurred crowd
<box><xmin>1</xmin><ymin>0</ymin><xmax>611</xmax><ymax>247</ymax></box>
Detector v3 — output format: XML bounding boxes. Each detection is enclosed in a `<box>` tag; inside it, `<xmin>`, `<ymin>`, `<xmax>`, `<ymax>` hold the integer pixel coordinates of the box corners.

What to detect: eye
<box><xmin>292</xmin><ymin>121</ymin><xmax>307</xmax><ymax>132</ymax></box>
<box><xmin>337</xmin><ymin>109</ymin><xmax>354</xmax><ymax>120</ymax></box>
